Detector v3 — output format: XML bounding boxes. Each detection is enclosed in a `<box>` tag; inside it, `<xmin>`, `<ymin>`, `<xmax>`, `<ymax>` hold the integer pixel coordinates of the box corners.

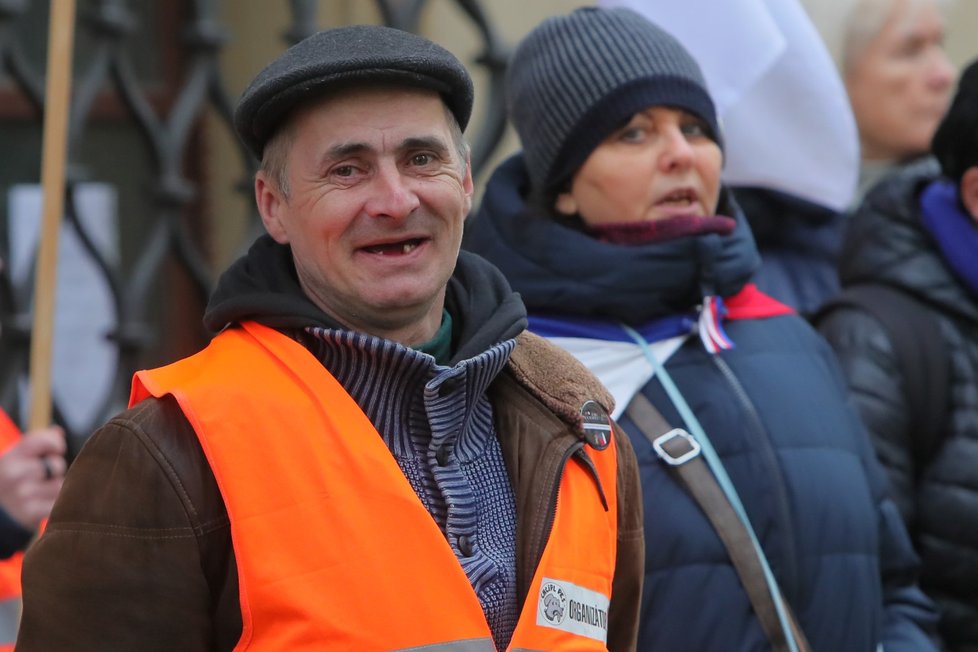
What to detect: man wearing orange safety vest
<box><xmin>0</xmin><ymin>409</ymin><xmax>64</xmax><ymax>650</ymax></box>
<box><xmin>17</xmin><ymin>24</ymin><xmax>644</xmax><ymax>651</ymax></box>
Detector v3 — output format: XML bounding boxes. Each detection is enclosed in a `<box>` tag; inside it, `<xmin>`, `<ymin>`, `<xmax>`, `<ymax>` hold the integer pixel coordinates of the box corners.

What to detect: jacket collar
<box><xmin>464</xmin><ymin>154</ymin><xmax>761</xmax><ymax>325</ymax></box>
<box><xmin>204</xmin><ymin>234</ymin><xmax>528</xmax><ymax>364</ymax></box>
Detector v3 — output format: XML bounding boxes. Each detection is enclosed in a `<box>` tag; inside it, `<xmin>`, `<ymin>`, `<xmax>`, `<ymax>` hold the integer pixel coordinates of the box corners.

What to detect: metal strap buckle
<box><xmin>652</xmin><ymin>428</ymin><xmax>701</xmax><ymax>466</ymax></box>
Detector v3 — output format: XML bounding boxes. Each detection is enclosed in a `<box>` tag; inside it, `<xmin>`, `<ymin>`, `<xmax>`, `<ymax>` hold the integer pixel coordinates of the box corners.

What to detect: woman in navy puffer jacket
<box><xmin>464</xmin><ymin>8</ymin><xmax>938</xmax><ymax>651</ymax></box>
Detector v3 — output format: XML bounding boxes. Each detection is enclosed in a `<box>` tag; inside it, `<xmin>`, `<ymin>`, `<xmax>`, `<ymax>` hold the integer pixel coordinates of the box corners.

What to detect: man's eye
<box><xmin>411</xmin><ymin>153</ymin><xmax>433</xmax><ymax>166</ymax></box>
<box><xmin>333</xmin><ymin>165</ymin><xmax>355</xmax><ymax>177</ymax></box>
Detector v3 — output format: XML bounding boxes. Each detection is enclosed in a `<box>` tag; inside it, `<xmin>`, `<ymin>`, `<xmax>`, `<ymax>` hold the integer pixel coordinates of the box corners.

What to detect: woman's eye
<box><xmin>900</xmin><ymin>44</ymin><xmax>922</xmax><ymax>58</ymax></box>
<box><xmin>619</xmin><ymin>127</ymin><xmax>645</xmax><ymax>142</ymax></box>
<box><xmin>681</xmin><ymin>122</ymin><xmax>709</xmax><ymax>138</ymax></box>
<box><xmin>897</xmin><ymin>37</ymin><xmax>928</xmax><ymax>58</ymax></box>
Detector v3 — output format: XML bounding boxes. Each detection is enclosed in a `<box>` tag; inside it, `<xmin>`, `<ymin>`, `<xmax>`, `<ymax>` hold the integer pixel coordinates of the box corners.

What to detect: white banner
<box><xmin>600</xmin><ymin>0</ymin><xmax>859</xmax><ymax>211</ymax></box>
<box><xmin>8</xmin><ymin>183</ymin><xmax>119</xmax><ymax>431</ymax></box>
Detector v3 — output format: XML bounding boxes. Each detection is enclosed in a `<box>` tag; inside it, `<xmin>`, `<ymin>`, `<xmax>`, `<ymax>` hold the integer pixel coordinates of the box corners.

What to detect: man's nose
<box><xmin>364</xmin><ymin>163</ymin><xmax>421</xmax><ymax>219</ymax></box>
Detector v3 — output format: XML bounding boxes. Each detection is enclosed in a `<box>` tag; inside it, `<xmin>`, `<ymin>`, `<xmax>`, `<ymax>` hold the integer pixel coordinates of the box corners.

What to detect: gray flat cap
<box><xmin>234</xmin><ymin>24</ymin><xmax>474</xmax><ymax>159</ymax></box>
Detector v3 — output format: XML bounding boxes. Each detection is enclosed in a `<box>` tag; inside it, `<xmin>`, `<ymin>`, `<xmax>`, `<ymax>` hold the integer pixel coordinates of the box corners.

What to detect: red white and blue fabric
<box><xmin>529</xmin><ymin>284</ymin><xmax>793</xmax><ymax>417</ymax></box>
<box><xmin>698</xmin><ymin>295</ymin><xmax>734</xmax><ymax>353</ymax></box>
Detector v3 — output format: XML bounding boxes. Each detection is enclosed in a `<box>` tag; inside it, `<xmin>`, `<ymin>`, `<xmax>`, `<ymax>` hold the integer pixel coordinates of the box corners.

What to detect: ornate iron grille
<box><xmin>0</xmin><ymin>0</ymin><xmax>509</xmax><ymax>455</ymax></box>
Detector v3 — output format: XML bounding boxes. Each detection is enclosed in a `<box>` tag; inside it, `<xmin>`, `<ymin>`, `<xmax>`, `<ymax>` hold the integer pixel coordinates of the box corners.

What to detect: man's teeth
<box><xmin>368</xmin><ymin>240</ymin><xmax>420</xmax><ymax>255</ymax></box>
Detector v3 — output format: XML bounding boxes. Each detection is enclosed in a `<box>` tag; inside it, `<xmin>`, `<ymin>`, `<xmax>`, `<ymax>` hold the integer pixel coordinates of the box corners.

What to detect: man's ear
<box><xmin>961</xmin><ymin>167</ymin><xmax>978</xmax><ymax>223</ymax></box>
<box><xmin>461</xmin><ymin>158</ymin><xmax>474</xmax><ymax>217</ymax></box>
<box><xmin>255</xmin><ymin>171</ymin><xmax>289</xmax><ymax>244</ymax></box>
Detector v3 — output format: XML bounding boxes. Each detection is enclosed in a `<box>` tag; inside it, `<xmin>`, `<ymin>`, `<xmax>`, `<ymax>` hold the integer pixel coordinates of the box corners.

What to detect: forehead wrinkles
<box><xmin>310</xmin><ymin>87</ymin><xmax>443</xmax><ymax>129</ymax></box>
<box><xmin>305</xmin><ymin>102</ymin><xmax>452</xmax><ymax>164</ymax></box>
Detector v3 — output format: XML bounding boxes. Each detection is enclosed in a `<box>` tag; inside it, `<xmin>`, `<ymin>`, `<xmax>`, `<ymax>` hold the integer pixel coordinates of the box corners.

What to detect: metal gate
<box><xmin>0</xmin><ymin>0</ymin><xmax>509</xmax><ymax>454</ymax></box>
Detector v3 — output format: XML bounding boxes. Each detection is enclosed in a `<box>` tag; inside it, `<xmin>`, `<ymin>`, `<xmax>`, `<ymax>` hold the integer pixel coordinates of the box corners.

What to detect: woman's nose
<box><xmin>927</xmin><ymin>47</ymin><xmax>955</xmax><ymax>92</ymax></box>
<box><xmin>658</xmin><ymin>128</ymin><xmax>694</xmax><ymax>170</ymax></box>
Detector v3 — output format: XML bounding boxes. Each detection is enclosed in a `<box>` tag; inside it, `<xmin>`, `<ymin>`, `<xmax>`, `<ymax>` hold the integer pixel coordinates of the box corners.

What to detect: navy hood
<box><xmin>464</xmin><ymin>154</ymin><xmax>761</xmax><ymax>324</ymax></box>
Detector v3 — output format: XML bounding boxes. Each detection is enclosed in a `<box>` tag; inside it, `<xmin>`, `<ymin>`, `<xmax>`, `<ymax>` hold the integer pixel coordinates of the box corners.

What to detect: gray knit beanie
<box><xmin>235</xmin><ymin>25</ymin><xmax>473</xmax><ymax>159</ymax></box>
<box><xmin>506</xmin><ymin>7</ymin><xmax>721</xmax><ymax>199</ymax></box>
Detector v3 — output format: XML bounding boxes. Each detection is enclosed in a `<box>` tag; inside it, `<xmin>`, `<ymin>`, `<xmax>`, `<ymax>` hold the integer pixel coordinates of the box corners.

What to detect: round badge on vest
<box><xmin>580</xmin><ymin>400</ymin><xmax>613</xmax><ymax>451</ymax></box>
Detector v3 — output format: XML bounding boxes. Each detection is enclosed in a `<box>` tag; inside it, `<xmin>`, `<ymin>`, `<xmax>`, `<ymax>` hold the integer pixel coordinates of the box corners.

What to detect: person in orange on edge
<box><xmin>0</xmin><ymin>409</ymin><xmax>64</xmax><ymax>650</ymax></box>
<box><xmin>16</xmin><ymin>24</ymin><xmax>643</xmax><ymax>652</ymax></box>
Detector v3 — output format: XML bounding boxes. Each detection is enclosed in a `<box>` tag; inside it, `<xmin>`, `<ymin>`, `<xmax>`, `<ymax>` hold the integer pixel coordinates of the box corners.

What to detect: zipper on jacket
<box><xmin>574</xmin><ymin>447</ymin><xmax>609</xmax><ymax>511</ymax></box>
<box><xmin>533</xmin><ymin>440</ymin><xmax>585</xmax><ymax>572</ymax></box>
<box><xmin>711</xmin><ymin>353</ymin><xmax>800</xmax><ymax>597</ymax></box>
<box><xmin>535</xmin><ymin>442</ymin><xmax>609</xmax><ymax>561</ymax></box>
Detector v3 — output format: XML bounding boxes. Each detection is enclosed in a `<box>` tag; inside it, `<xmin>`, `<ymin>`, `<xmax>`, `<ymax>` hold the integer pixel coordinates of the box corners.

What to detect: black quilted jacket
<box><xmin>817</xmin><ymin>158</ymin><xmax>978</xmax><ymax>651</ymax></box>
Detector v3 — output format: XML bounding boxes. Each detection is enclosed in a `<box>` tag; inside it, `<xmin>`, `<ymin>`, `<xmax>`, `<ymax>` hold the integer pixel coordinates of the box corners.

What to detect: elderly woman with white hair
<box><xmin>818</xmin><ymin>57</ymin><xmax>978</xmax><ymax>652</ymax></box>
<box><xmin>801</xmin><ymin>0</ymin><xmax>956</xmax><ymax>197</ymax></box>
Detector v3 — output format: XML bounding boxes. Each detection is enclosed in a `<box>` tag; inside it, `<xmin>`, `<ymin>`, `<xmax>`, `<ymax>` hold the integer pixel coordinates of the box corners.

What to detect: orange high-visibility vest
<box><xmin>0</xmin><ymin>410</ymin><xmax>24</xmax><ymax>652</ymax></box>
<box><xmin>132</xmin><ymin>320</ymin><xmax>620</xmax><ymax>651</ymax></box>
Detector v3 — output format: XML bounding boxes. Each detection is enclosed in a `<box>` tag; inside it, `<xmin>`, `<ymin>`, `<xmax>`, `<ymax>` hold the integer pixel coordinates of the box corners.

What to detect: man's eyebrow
<box><xmin>323</xmin><ymin>142</ymin><xmax>371</xmax><ymax>163</ymax></box>
<box><xmin>319</xmin><ymin>136</ymin><xmax>451</xmax><ymax>165</ymax></box>
<box><xmin>399</xmin><ymin>136</ymin><xmax>451</xmax><ymax>155</ymax></box>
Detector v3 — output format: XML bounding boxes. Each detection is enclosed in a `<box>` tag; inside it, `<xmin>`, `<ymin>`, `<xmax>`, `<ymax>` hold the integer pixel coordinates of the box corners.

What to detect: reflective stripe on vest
<box><xmin>0</xmin><ymin>593</ymin><xmax>18</xmax><ymax>649</ymax></box>
<box><xmin>0</xmin><ymin>410</ymin><xmax>23</xmax><ymax>648</ymax></box>
<box><xmin>132</xmin><ymin>321</ymin><xmax>618</xmax><ymax>651</ymax></box>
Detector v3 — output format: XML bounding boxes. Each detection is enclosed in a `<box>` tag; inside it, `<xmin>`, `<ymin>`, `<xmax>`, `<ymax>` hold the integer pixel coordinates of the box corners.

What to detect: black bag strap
<box><xmin>626</xmin><ymin>393</ymin><xmax>811</xmax><ymax>652</ymax></box>
<box><xmin>814</xmin><ymin>284</ymin><xmax>950</xmax><ymax>469</ymax></box>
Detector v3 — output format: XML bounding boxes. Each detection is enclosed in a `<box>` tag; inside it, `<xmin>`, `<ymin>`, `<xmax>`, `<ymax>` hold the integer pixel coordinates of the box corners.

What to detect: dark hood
<box><xmin>840</xmin><ymin>157</ymin><xmax>978</xmax><ymax>324</ymax></box>
<box><xmin>204</xmin><ymin>234</ymin><xmax>527</xmax><ymax>363</ymax></box>
<box><xmin>733</xmin><ymin>185</ymin><xmax>845</xmax><ymax>257</ymax></box>
<box><xmin>463</xmin><ymin>153</ymin><xmax>761</xmax><ymax>324</ymax></box>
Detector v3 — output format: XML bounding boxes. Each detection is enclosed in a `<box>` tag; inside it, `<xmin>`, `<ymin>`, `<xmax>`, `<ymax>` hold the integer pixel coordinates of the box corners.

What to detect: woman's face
<box><xmin>555</xmin><ymin>106</ymin><xmax>722</xmax><ymax>226</ymax></box>
<box><xmin>845</xmin><ymin>0</ymin><xmax>954</xmax><ymax>161</ymax></box>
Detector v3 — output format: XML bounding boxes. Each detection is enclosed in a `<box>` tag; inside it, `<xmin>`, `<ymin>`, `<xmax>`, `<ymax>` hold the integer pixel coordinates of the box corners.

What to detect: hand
<box><xmin>0</xmin><ymin>426</ymin><xmax>67</xmax><ymax>530</ymax></box>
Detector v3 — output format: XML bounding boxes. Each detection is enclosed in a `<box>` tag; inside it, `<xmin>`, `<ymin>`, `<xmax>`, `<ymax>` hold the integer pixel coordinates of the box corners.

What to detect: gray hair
<box><xmin>844</xmin><ymin>0</ymin><xmax>951</xmax><ymax>73</ymax></box>
<box><xmin>800</xmin><ymin>0</ymin><xmax>952</xmax><ymax>74</ymax></box>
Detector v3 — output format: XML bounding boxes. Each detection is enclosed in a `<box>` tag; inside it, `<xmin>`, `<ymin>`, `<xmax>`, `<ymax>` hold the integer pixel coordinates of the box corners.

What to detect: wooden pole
<box><xmin>29</xmin><ymin>0</ymin><xmax>77</xmax><ymax>431</ymax></box>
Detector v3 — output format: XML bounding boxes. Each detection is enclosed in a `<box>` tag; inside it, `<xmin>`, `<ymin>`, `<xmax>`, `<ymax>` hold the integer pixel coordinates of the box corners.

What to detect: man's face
<box><xmin>846</xmin><ymin>0</ymin><xmax>954</xmax><ymax>161</ymax></box>
<box><xmin>255</xmin><ymin>86</ymin><xmax>473</xmax><ymax>345</ymax></box>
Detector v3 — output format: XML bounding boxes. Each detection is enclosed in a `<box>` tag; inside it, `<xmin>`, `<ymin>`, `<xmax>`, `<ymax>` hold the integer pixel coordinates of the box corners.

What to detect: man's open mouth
<box><xmin>362</xmin><ymin>238</ymin><xmax>425</xmax><ymax>255</ymax></box>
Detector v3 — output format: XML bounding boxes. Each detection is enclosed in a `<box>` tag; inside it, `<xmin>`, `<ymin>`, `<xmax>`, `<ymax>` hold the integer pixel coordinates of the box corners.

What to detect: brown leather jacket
<box><xmin>17</xmin><ymin>333</ymin><xmax>643</xmax><ymax>651</ymax></box>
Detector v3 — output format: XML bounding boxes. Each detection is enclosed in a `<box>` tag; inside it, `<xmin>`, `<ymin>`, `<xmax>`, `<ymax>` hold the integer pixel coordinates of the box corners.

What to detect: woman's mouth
<box><xmin>657</xmin><ymin>188</ymin><xmax>697</xmax><ymax>207</ymax></box>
